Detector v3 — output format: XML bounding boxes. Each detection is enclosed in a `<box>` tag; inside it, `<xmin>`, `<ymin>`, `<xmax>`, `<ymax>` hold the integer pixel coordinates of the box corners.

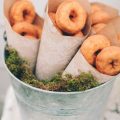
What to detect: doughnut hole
<box><xmin>110</xmin><ymin>60</ymin><xmax>118</xmax><ymax>68</ymax></box>
<box><xmin>21</xmin><ymin>32</ymin><xmax>27</xmax><ymax>36</ymax></box>
<box><xmin>96</xmin><ymin>46</ymin><xmax>120</xmax><ymax>76</ymax></box>
<box><xmin>23</xmin><ymin>9</ymin><xmax>29</xmax><ymax>20</ymax></box>
<box><xmin>62</xmin><ymin>10</ymin><xmax>81</xmax><ymax>36</ymax></box>
<box><xmin>80</xmin><ymin>35</ymin><xmax>110</xmax><ymax>65</ymax></box>
<box><xmin>69</xmin><ymin>10</ymin><xmax>77</xmax><ymax>22</ymax></box>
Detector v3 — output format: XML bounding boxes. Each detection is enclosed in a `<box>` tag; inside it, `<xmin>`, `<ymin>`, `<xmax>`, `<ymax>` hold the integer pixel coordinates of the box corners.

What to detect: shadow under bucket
<box><xmin>3</xmin><ymin>45</ymin><xmax>116</xmax><ymax>120</ymax></box>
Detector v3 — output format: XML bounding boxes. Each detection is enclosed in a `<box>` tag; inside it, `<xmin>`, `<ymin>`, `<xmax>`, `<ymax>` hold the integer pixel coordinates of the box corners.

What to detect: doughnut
<box><xmin>74</xmin><ymin>31</ymin><xmax>84</xmax><ymax>37</ymax></box>
<box><xmin>10</xmin><ymin>0</ymin><xmax>36</xmax><ymax>25</ymax></box>
<box><xmin>56</xmin><ymin>0</ymin><xmax>87</xmax><ymax>34</ymax></box>
<box><xmin>80</xmin><ymin>35</ymin><xmax>110</xmax><ymax>65</ymax></box>
<box><xmin>48</xmin><ymin>12</ymin><xmax>62</xmax><ymax>33</ymax></box>
<box><xmin>93</xmin><ymin>23</ymin><xmax>106</xmax><ymax>33</ymax></box>
<box><xmin>96</xmin><ymin>46</ymin><xmax>120</xmax><ymax>76</ymax></box>
<box><xmin>91</xmin><ymin>11</ymin><xmax>110</xmax><ymax>25</ymax></box>
<box><xmin>12</xmin><ymin>22</ymin><xmax>40</xmax><ymax>39</ymax></box>
<box><xmin>91</xmin><ymin>3</ymin><xmax>102</xmax><ymax>14</ymax></box>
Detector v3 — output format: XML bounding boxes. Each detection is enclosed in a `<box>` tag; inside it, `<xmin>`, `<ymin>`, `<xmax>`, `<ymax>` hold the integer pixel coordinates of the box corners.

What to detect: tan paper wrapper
<box><xmin>36</xmin><ymin>0</ymin><xmax>91</xmax><ymax>80</ymax></box>
<box><xmin>64</xmin><ymin>17</ymin><xmax>120</xmax><ymax>84</ymax></box>
<box><xmin>4</xmin><ymin>0</ymin><xmax>44</xmax><ymax>70</ymax></box>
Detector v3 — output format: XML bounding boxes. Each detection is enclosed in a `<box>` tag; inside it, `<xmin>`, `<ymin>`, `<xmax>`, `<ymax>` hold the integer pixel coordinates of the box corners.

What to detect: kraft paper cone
<box><xmin>4</xmin><ymin>0</ymin><xmax>44</xmax><ymax>70</ymax></box>
<box><xmin>63</xmin><ymin>51</ymin><xmax>113</xmax><ymax>84</ymax></box>
<box><xmin>36</xmin><ymin>0</ymin><xmax>91</xmax><ymax>80</ymax></box>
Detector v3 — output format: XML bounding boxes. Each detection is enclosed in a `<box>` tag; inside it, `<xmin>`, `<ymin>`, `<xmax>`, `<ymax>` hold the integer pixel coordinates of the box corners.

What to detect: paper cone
<box><xmin>63</xmin><ymin>17</ymin><xmax>120</xmax><ymax>83</ymax></box>
<box><xmin>4</xmin><ymin>0</ymin><xmax>44</xmax><ymax>70</ymax></box>
<box><xmin>36</xmin><ymin>0</ymin><xmax>91</xmax><ymax>80</ymax></box>
<box><xmin>63</xmin><ymin>51</ymin><xmax>113</xmax><ymax>84</ymax></box>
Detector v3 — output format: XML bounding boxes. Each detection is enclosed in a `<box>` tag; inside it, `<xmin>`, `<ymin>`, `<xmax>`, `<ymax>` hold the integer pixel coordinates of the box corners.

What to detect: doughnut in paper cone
<box><xmin>4</xmin><ymin>0</ymin><xmax>44</xmax><ymax>70</ymax></box>
<box><xmin>36</xmin><ymin>0</ymin><xmax>92</xmax><ymax>80</ymax></box>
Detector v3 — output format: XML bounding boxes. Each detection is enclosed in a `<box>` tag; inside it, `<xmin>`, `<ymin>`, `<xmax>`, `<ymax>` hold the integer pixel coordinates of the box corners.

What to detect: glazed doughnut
<box><xmin>56</xmin><ymin>0</ymin><xmax>87</xmax><ymax>34</ymax></box>
<box><xmin>80</xmin><ymin>35</ymin><xmax>110</xmax><ymax>65</ymax></box>
<box><xmin>12</xmin><ymin>22</ymin><xmax>40</xmax><ymax>39</ymax></box>
<box><xmin>48</xmin><ymin>12</ymin><xmax>62</xmax><ymax>33</ymax></box>
<box><xmin>96</xmin><ymin>46</ymin><xmax>120</xmax><ymax>76</ymax></box>
<box><xmin>10</xmin><ymin>0</ymin><xmax>36</xmax><ymax>25</ymax></box>
<box><xmin>93</xmin><ymin>23</ymin><xmax>106</xmax><ymax>33</ymax></box>
<box><xmin>74</xmin><ymin>31</ymin><xmax>84</xmax><ymax>37</ymax></box>
<box><xmin>91</xmin><ymin>11</ymin><xmax>110</xmax><ymax>25</ymax></box>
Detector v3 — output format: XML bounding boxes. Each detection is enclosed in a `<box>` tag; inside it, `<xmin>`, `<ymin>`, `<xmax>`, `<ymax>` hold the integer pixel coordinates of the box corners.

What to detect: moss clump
<box><xmin>64</xmin><ymin>73</ymin><xmax>99</xmax><ymax>92</ymax></box>
<box><xmin>5</xmin><ymin>47</ymin><xmax>24</xmax><ymax>78</ymax></box>
<box><xmin>5</xmin><ymin>47</ymin><xmax>100</xmax><ymax>92</ymax></box>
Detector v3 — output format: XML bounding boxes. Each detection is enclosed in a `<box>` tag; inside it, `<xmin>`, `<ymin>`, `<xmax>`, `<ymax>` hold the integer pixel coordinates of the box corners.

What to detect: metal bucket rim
<box><xmin>3</xmin><ymin>44</ymin><xmax>117</xmax><ymax>95</ymax></box>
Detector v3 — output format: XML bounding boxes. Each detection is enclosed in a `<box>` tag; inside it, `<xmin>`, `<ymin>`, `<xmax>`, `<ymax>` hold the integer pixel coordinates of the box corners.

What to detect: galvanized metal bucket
<box><xmin>3</xmin><ymin>44</ymin><xmax>117</xmax><ymax>120</ymax></box>
<box><xmin>3</xmin><ymin>0</ymin><xmax>120</xmax><ymax>120</ymax></box>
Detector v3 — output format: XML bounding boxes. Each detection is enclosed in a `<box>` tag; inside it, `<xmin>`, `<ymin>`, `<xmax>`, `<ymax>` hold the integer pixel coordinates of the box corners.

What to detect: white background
<box><xmin>0</xmin><ymin>0</ymin><xmax>11</xmax><ymax>117</ymax></box>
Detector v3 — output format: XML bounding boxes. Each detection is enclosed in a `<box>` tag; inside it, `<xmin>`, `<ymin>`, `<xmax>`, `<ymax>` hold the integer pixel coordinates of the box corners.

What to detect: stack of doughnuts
<box><xmin>81</xmin><ymin>34</ymin><xmax>120</xmax><ymax>76</ymax></box>
<box><xmin>48</xmin><ymin>0</ymin><xmax>87</xmax><ymax>37</ymax></box>
<box><xmin>9</xmin><ymin>0</ymin><xmax>42</xmax><ymax>39</ymax></box>
<box><xmin>91</xmin><ymin>3</ymin><xmax>114</xmax><ymax>33</ymax></box>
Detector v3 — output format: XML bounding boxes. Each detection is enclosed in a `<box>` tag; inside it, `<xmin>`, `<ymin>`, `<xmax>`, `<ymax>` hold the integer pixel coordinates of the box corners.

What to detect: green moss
<box><xmin>5</xmin><ymin>47</ymin><xmax>24</xmax><ymax>78</ymax></box>
<box><xmin>65</xmin><ymin>73</ymin><xmax>99</xmax><ymax>92</ymax></box>
<box><xmin>5</xmin><ymin>47</ymin><xmax>100</xmax><ymax>92</ymax></box>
